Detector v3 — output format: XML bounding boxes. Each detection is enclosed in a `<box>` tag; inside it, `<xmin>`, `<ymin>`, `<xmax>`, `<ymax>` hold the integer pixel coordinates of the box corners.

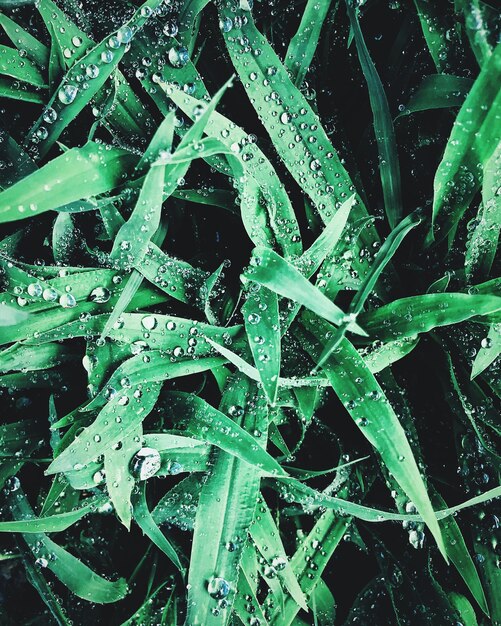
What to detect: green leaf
<box><xmin>9</xmin><ymin>489</ymin><xmax>128</xmax><ymax>604</ymax></box>
<box><xmin>185</xmin><ymin>375</ymin><xmax>267</xmax><ymax>626</ymax></box>
<box><xmin>0</xmin><ymin>142</ymin><xmax>136</xmax><ymax>224</ymax></box>
<box><xmin>398</xmin><ymin>74</ymin><xmax>473</xmax><ymax>117</ymax></box>
<box><xmin>346</xmin><ymin>1</ymin><xmax>402</xmax><ymax>229</ymax></box>
<box><xmin>243</xmin><ymin>286</ymin><xmax>280</xmax><ymax>404</ymax></box>
<box><xmin>243</xmin><ymin>247</ymin><xmax>366</xmax><ymax>335</ymax></box>
<box><xmin>132</xmin><ymin>482</ymin><xmax>184</xmax><ymax>573</ymax></box>
<box><xmin>285</xmin><ymin>0</ymin><xmax>335</xmax><ymax>87</ymax></box>
<box><xmin>166</xmin><ymin>391</ymin><xmax>285</xmax><ymax>477</ymax></box>
<box><xmin>359</xmin><ymin>292</ymin><xmax>501</xmax><ymax>341</ymax></box>
<box><xmin>431</xmin><ymin>43</ymin><xmax>501</xmax><ymax>244</ymax></box>
<box><xmin>298</xmin><ymin>320</ymin><xmax>447</xmax><ymax>558</ymax></box>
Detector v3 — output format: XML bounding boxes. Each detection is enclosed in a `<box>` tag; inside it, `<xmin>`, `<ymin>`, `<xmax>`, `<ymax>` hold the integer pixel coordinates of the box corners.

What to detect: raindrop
<box><xmin>207</xmin><ymin>577</ymin><xmax>231</xmax><ymax>599</ymax></box>
<box><xmin>141</xmin><ymin>315</ymin><xmax>158</xmax><ymax>330</ymax></box>
<box><xmin>130</xmin><ymin>447</ymin><xmax>162</xmax><ymax>480</ymax></box>
<box><xmin>86</xmin><ymin>64</ymin><xmax>100</xmax><ymax>79</ymax></box>
<box><xmin>58</xmin><ymin>84</ymin><xmax>78</xmax><ymax>105</ymax></box>
<box><xmin>43</xmin><ymin>108</ymin><xmax>58</xmax><ymax>124</ymax></box>
<box><xmin>89</xmin><ymin>287</ymin><xmax>110</xmax><ymax>303</ymax></box>
<box><xmin>168</xmin><ymin>46</ymin><xmax>189</xmax><ymax>68</ymax></box>
<box><xmin>27</xmin><ymin>283</ymin><xmax>43</xmax><ymax>297</ymax></box>
<box><xmin>59</xmin><ymin>293</ymin><xmax>76</xmax><ymax>308</ymax></box>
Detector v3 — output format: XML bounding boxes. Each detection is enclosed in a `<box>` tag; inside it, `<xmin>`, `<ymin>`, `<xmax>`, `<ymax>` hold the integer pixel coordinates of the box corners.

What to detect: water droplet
<box><xmin>163</xmin><ymin>20</ymin><xmax>178</xmax><ymax>37</ymax></box>
<box><xmin>59</xmin><ymin>293</ymin><xmax>76</xmax><ymax>308</ymax></box>
<box><xmin>58</xmin><ymin>84</ymin><xmax>78</xmax><ymax>105</ymax></box>
<box><xmin>141</xmin><ymin>315</ymin><xmax>157</xmax><ymax>331</ymax></box>
<box><xmin>310</xmin><ymin>158</ymin><xmax>321</xmax><ymax>171</ymax></box>
<box><xmin>219</xmin><ymin>17</ymin><xmax>233</xmax><ymax>32</ymax></box>
<box><xmin>207</xmin><ymin>577</ymin><xmax>231</xmax><ymax>599</ymax></box>
<box><xmin>72</xmin><ymin>36</ymin><xmax>82</xmax><ymax>47</ymax></box>
<box><xmin>108</xmin><ymin>35</ymin><xmax>121</xmax><ymax>49</ymax></box>
<box><xmin>43</xmin><ymin>108</ymin><xmax>58</xmax><ymax>124</ymax></box>
<box><xmin>166</xmin><ymin>320</ymin><xmax>177</xmax><ymax>331</ymax></box>
<box><xmin>89</xmin><ymin>287</ymin><xmax>110</xmax><ymax>303</ymax></box>
<box><xmin>27</xmin><ymin>282</ymin><xmax>43</xmax><ymax>297</ymax></box>
<box><xmin>117</xmin><ymin>26</ymin><xmax>133</xmax><ymax>44</ymax></box>
<box><xmin>43</xmin><ymin>287</ymin><xmax>58</xmax><ymax>302</ymax></box>
<box><xmin>130</xmin><ymin>447</ymin><xmax>162</xmax><ymax>480</ymax></box>
<box><xmin>101</xmin><ymin>50</ymin><xmax>114</xmax><ymax>63</ymax></box>
<box><xmin>280</xmin><ymin>111</ymin><xmax>291</xmax><ymax>124</ymax></box>
<box><xmin>247</xmin><ymin>313</ymin><xmax>260</xmax><ymax>325</ymax></box>
<box><xmin>168</xmin><ymin>46</ymin><xmax>189</xmax><ymax>68</ymax></box>
<box><xmin>86</xmin><ymin>64</ymin><xmax>100</xmax><ymax>79</ymax></box>
<box><xmin>229</xmin><ymin>405</ymin><xmax>244</xmax><ymax>417</ymax></box>
<box><xmin>271</xmin><ymin>556</ymin><xmax>287</xmax><ymax>571</ymax></box>
<box><xmin>481</xmin><ymin>337</ymin><xmax>493</xmax><ymax>349</ymax></box>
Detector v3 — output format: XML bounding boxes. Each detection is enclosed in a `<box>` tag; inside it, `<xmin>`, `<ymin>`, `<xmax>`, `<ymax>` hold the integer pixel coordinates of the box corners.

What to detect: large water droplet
<box><xmin>130</xmin><ymin>447</ymin><xmax>162</xmax><ymax>480</ymax></box>
<box><xmin>89</xmin><ymin>286</ymin><xmax>111</xmax><ymax>303</ymax></box>
<box><xmin>58</xmin><ymin>84</ymin><xmax>78</xmax><ymax>105</ymax></box>
<box><xmin>207</xmin><ymin>577</ymin><xmax>231</xmax><ymax>599</ymax></box>
<box><xmin>168</xmin><ymin>46</ymin><xmax>189</xmax><ymax>68</ymax></box>
<box><xmin>59</xmin><ymin>293</ymin><xmax>76</xmax><ymax>308</ymax></box>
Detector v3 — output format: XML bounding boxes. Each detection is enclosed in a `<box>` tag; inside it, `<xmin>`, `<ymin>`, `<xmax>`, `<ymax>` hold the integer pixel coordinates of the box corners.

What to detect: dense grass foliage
<box><xmin>0</xmin><ymin>0</ymin><xmax>499</xmax><ymax>624</ymax></box>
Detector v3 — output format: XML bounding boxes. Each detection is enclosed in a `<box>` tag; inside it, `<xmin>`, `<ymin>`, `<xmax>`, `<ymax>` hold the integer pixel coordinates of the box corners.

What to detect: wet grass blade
<box><xmin>185</xmin><ymin>375</ymin><xmax>267</xmax><ymax>626</ymax></box>
<box><xmin>465</xmin><ymin>141</ymin><xmax>501</xmax><ymax>282</ymax></box>
<box><xmin>243</xmin><ymin>286</ymin><xmax>280</xmax><ymax>404</ymax></box>
<box><xmin>243</xmin><ymin>246</ymin><xmax>366</xmax><ymax>335</ymax></box>
<box><xmin>298</xmin><ymin>319</ymin><xmax>447</xmax><ymax>558</ymax></box>
<box><xmin>132</xmin><ymin>482</ymin><xmax>184</xmax><ymax>573</ymax></box>
<box><xmin>359</xmin><ymin>292</ymin><xmax>501</xmax><ymax>342</ymax></box>
<box><xmin>346</xmin><ymin>1</ymin><xmax>402</xmax><ymax>229</ymax></box>
<box><xmin>9</xmin><ymin>489</ymin><xmax>128</xmax><ymax>603</ymax></box>
<box><xmin>430</xmin><ymin>44</ymin><xmax>501</xmax><ymax>244</ymax></box>
<box><xmin>398</xmin><ymin>74</ymin><xmax>473</xmax><ymax>117</ymax></box>
<box><xmin>0</xmin><ymin>142</ymin><xmax>136</xmax><ymax>224</ymax></box>
<box><xmin>285</xmin><ymin>0</ymin><xmax>335</xmax><ymax>87</ymax></box>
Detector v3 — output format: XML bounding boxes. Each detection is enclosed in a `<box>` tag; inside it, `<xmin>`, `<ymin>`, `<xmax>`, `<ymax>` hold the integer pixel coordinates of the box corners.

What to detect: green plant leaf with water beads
<box><xmin>242</xmin><ymin>246</ymin><xmax>366</xmax><ymax>335</ymax></box>
<box><xmin>346</xmin><ymin>1</ymin><xmax>402</xmax><ymax>229</ymax></box>
<box><xmin>359</xmin><ymin>292</ymin><xmax>501</xmax><ymax>342</ymax></box>
<box><xmin>132</xmin><ymin>481</ymin><xmax>184</xmax><ymax>573</ymax></box>
<box><xmin>0</xmin><ymin>13</ymin><xmax>49</xmax><ymax>68</ymax></box>
<box><xmin>298</xmin><ymin>318</ymin><xmax>447</xmax><ymax>558</ymax></box>
<box><xmin>0</xmin><ymin>142</ymin><xmax>136</xmax><ymax>224</ymax></box>
<box><xmin>185</xmin><ymin>375</ymin><xmax>267</xmax><ymax>626</ymax></box>
<box><xmin>27</xmin><ymin>0</ymin><xmax>163</xmax><ymax>158</ymax></box>
<box><xmin>431</xmin><ymin>43</ymin><xmax>501</xmax><ymax>244</ymax></box>
<box><xmin>9</xmin><ymin>489</ymin><xmax>128</xmax><ymax>604</ymax></box>
<box><xmin>243</xmin><ymin>286</ymin><xmax>281</xmax><ymax>405</ymax></box>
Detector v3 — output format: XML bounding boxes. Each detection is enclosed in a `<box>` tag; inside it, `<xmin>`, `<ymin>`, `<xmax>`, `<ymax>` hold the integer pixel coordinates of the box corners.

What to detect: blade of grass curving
<box><xmin>104</xmin><ymin>424</ymin><xmax>142</xmax><ymax>529</ymax></box>
<box><xmin>242</xmin><ymin>286</ymin><xmax>280</xmax><ymax>404</ymax></box>
<box><xmin>132</xmin><ymin>482</ymin><xmax>184</xmax><ymax>573</ymax></box>
<box><xmin>0</xmin><ymin>142</ymin><xmax>136</xmax><ymax>224</ymax></box>
<box><xmin>285</xmin><ymin>0</ymin><xmax>335</xmax><ymax>87</ymax></box>
<box><xmin>185</xmin><ymin>374</ymin><xmax>268</xmax><ymax>626</ymax></box>
<box><xmin>433</xmin><ymin>488</ymin><xmax>489</xmax><ymax>616</ymax></box>
<box><xmin>298</xmin><ymin>318</ymin><xmax>447</xmax><ymax>557</ymax></box>
<box><xmin>471</xmin><ymin>324</ymin><xmax>500</xmax><ymax>379</ymax></box>
<box><xmin>457</xmin><ymin>0</ymin><xmax>494</xmax><ymax>67</ymax></box>
<box><xmin>242</xmin><ymin>247</ymin><xmax>366</xmax><ymax>335</ymax></box>
<box><xmin>346</xmin><ymin>1</ymin><xmax>402</xmax><ymax>229</ymax></box>
<box><xmin>0</xmin><ymin>496</ymin><xmax>105</xmax><ymax>533</ymax></box>
<box><xmin>218</xmin><ymin>1</ymin><xmax>380</xmax><ymax>271</ymax></box>
<box><xmin>250</xmin><ymin>496</ymin><xmax>308</xmax><ymax>611</ymax></box>
<box><xmin>0</xmin><ymin>44</ymin><xmax>47</xmax><ymax>87</ymax></box>
<box><xmin>359</xmin><ymin>292</ymin><xmax>501</xmax><ymax>342</ymax></box>
<box><xmin>166</xmin><ymin>391</ymin><xmax>285</xmax><ymax>476</ymax></box>
<box><xmin>413</xmin><ymin>0</ymin><xmax>461</xmax><ymax>73</ymax></box>
<box><xmin>26</xmin><ymin>0</ymin><xmax>163</xmax><ymax>158</ymax></box>
<box><xmin>166</xmin><ymin>85</ymin><xmax>302</xmax><ymax>257</ymax></box>
<box><xmin>17</xmin><ymin>539</ymin><xmax>71</xmax><ymax>626</ymax></box>
<box><xmin>315</xmin><ymin>211</ymin><xmax>421</xmax><ymax>369</ymax></box>
<box><xmin>397</xmin><ymin>74</ymin><xmax>473</xmax><ymax>117</ymax></box>
<box><xmin>9</xmin><ymin>489</ymin><xmax>128</xmax><ymax>603</ymax></box>
<box><xmin>465</xmin><ymin>141</ymin><xmax>501</xmax><ymax>283</ymax></box>
<box><xmin>0</xmin><ymin>14</ymin><xmax>49</xmax><ymax>67</ymax></box>
<box><xmin>46</xmin><ymin>382</ymin><xmax>161</xmax><ymax>475</ymax></box>
<box><xmin>430</xmin><ymin>43</ymin><xmax>501</xmax><ymax>244</ymax></box>
<box><xmin>275</xmin><ymin>509</ymin><xmax>349</xmax><ymax>625</ymax></box>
